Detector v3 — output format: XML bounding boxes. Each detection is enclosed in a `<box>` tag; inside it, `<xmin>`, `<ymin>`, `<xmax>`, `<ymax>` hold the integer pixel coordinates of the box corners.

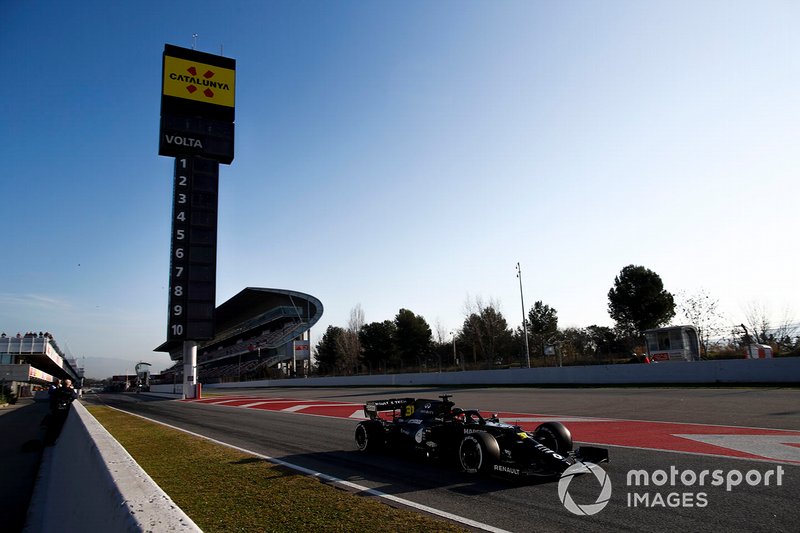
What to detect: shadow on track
<box><xmin>259</xmin><ymin>447</ymin><xmax>556</xmax><ymax>500</ymax></box>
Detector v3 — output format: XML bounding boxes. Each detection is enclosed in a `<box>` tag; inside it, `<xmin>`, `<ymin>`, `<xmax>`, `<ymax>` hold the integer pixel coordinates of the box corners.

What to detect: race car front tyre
<box><xmin>533</xmin><ymin>422</ymin><xmax>573</xmax><ymax>454</ymax></box>
<box><xmin>355</xmin><ymin>421</ymin><xmax>384</xmax><ymax>452</ymax></box>
<box><xmin>459</xmin><ymin>432</ymin><xmax>500</xmax><ymax>474</ymax></box>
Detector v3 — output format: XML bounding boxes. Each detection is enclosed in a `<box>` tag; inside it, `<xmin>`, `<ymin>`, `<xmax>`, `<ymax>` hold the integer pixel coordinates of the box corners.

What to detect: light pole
<box><xmin>451</xmin><ymin>331</ymin><xmax>458</xmax><ymax>369</ymax></box>
<box><xmin>516</xmin><ymin>262</ymin><xmax>531</xmax><ymax>368</ymax></box>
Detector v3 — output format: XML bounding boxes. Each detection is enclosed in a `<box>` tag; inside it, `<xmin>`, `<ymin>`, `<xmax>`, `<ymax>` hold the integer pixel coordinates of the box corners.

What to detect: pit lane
<box><xmin>87</xmin><ymin>387</ymin><xmax>800</xmax><ymax>532</ymax></box>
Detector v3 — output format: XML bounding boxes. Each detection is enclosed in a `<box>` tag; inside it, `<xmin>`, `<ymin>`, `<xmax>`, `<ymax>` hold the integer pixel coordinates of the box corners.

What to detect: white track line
<box><xmin>280</xmin><ymin>403</ymin><xmax>360</xmax><ymax>412</ymax></box>
<box><xmin>238</xmin><ymin>401</ymin><xmax>273</xmax><ymax>408</ymax></box>
<box><xmin>501</xmin><ymin>417</ymin><xmax>610</xmax><ymax>423</ymax></box>
<box><xmin>104</xmin><ymin>406</ymin><xmax>511</xmax><ymax>533</ymax></box>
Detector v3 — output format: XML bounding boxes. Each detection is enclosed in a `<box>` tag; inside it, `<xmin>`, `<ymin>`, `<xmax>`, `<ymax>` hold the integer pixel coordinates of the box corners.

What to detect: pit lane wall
<box><xmin>191</xmin><ymin>357</ymin><xmax>800</xmax><ymax>390</ymax></box>
<box><xmin>25</xmin><ymin>401</ymin><xmax>200</xmax><ymax>532</ymax></box>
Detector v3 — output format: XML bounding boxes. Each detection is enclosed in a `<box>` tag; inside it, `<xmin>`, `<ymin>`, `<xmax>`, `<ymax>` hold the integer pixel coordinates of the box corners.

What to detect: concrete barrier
<box><xmin>25</xmin><ymin>401</ymin><xmax>200</xmax><ymax>532</ymax></box>
<box><xmin>134</xmin><ymin>388</ymin><xmax>184</xmax><ymax>398</ymax></box>
<box><xmin>203</xmin><ymin>357</ymin><xmax>800</xmax><ymax>390</ymax></box>
<box><xmin>148</xmin><ymin>383</ymin><xmax>185</xmax><ymax>395</ymax></box>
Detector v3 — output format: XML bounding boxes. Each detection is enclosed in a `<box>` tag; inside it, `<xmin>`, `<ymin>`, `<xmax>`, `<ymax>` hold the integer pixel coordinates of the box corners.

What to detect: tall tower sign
<box><xmin>159</xmin><ymin>43</ymin><xmax>235</xmax><ymax>398</ymax></box>
<box><xmin>159</xmin><ymin>44</ymin><xmax>236</xmax><ymax>163</ymax></box>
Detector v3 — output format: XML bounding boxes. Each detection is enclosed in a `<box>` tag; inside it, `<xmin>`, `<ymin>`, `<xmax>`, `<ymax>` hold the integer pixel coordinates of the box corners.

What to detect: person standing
<box><xmin>58</xmin><ymin>379</ymin><xmax>78</xmax><ymax>405</ymax></box>
<box><xmin>45</xmin><ymin>379</ymin><xmax>77</xmax><ymax>445</ymax></box>
<box><xmin>47</xmin><ymin>379</ymin><xmax>61</xmax><ymax>411</ymax></box>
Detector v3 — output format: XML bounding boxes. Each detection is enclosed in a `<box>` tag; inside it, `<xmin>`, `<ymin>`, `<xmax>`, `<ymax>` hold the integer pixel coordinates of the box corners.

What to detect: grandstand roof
<box><xmin>154</xmin><ymin>287</ymin><xmax>323</xmax><ymax>357</ymax></box>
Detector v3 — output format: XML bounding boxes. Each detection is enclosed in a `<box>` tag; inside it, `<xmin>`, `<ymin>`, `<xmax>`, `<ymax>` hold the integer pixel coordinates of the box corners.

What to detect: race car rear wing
<box><xmin>364</xmin><ymin>398</ymin><xmax>415</xmax><ymax>419</ymax></box>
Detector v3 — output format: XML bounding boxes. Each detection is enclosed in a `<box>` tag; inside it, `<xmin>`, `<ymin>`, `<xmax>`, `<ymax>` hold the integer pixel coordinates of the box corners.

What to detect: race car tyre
<box><xmin>533</xmin><ymin>422</ymin><xmax>573</xmax><ymax>454</ymax></box>
<box><xmin>459</xmin><ymin>432</ymin><xmax>500</xmax><ymax>474</ymax></box>
<box><xmin>355</xmin><ymin>421</ymin><xmax>384</xmax><ymax>452</ymax></box>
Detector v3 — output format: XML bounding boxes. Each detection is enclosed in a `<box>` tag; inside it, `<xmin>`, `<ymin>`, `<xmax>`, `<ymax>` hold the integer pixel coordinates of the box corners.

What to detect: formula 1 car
<box><xmin>354</xmin><ymin>394</ymin><xmax>608</xmax><ymax>479</ymax></box>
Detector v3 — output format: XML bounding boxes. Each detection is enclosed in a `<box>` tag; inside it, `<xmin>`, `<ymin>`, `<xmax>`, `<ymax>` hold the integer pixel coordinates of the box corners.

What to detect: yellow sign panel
<box><xmin>163</xmin><ymin>55</ymin><xmax>235</xmax><ymax>108</ymax></box>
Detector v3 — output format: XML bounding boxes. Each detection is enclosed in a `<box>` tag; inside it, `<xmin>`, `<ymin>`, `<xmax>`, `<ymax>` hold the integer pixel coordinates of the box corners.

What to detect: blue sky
<box><xmin>2</xmin><ymin>1</ymin><xmax>798</xmax><ymax>378</ymax></box>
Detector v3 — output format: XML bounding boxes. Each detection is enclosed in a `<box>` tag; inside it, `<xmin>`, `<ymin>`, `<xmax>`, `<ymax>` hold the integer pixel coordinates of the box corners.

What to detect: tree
<box><xmin>742</xmin><ymin>302</ymin><xmax>798</xmax><ymax>354</ymax></box>
<box><xmin>338</xmin><ymin>304</ymin><xmax>365</xmax><ymax>374</ymax></box>
<box><xmin>460</xmin><ymin>312</ymin><xmax>483</xmax><ymax>366</ymax></box>
<box><xmin>511</xmin><ymin>326</ymin><xmax>533</xmax><ymax>366</ymax></box>
<box><xmin>359</xmin><ymin>320</ymin><xmax>397</xmax><ymax>372</ymax></box>
<box><xmin>528</xmin><ymin>301</ymin><xmax>559</xmax><ymax>365</ymax></box>
<box><xmin>314</xmin><ymin>325</ymin><xmax>346</xmax><ymax>375</ymax></box>
<box><xmin>460</xmin><ymin>297</ymin><xmax>514</xmax><ymax>368</ymax></box>
<box><xmin>475</xmin><ymin>307</ymin><xmax>513</xmax><ymax>367</ymax></box>
<box><xmin>431</xmin><ymin>319</ymin><xmax>452</xmax><ymax>371</ymax></box>
<box><xmin>743</xmin><ymin>302</ymin><xmax>771</xmax><ymax>344</ymax></box>
<box><xmin>676</xmin><ymin>289</ymin><xmax>725</xmax><ymax>357</ymax></box>
<box><xmin>394</xmin><ymin>309</ymin><xmax>433</xmax><ymax>369</ymax></box>
<box><xmin>559</xmin><ymin>327</ymin><xmax>594</xmax><ymax>365</ymax></box>
<box><xmin>586</xmin><ymin>325</ymin><xmax>623</xmax><ymax>362</ymax></box>
<box><xmin>607</xmin><ymin>265</ymin><xmax>675</xmax><ymax>337</ymax></box>
<box><xmin>336</xmin><ymin>330</ymin><xmax>359</xmax><ymax>375</ymax></box>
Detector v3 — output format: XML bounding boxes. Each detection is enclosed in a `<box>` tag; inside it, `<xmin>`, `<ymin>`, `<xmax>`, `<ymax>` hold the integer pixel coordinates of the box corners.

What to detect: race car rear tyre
<box><xmin>533</xmin><ymin>422</ymin><xmax>573</xmax><ymax>454</ymax></box>
<box><xmin>355</xmin><ymin>421</ymin><xmax>384</xmax><ymax>452</ymax></box>
<box><xmin>459</xmin><ymin>432</ymin><xmax>500</xmax><ymax>474</ymax></box>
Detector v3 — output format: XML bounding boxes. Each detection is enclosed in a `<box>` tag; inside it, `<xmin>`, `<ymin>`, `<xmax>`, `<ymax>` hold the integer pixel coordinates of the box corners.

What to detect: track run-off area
<box><xmin>93</xmin><ymin>387</ymin><xmax>800</xmax><ymax>532</ymax></box>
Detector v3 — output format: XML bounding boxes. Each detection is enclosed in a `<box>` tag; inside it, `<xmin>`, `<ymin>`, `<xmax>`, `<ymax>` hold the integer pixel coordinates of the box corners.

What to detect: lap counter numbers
<box><xmin>167</xmin><ymin>156</ymin><xmax>218</xmax><ymax>341</ymax></box>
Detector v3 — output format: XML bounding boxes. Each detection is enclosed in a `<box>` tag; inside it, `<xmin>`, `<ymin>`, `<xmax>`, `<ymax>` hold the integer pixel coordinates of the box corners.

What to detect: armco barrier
<box><xmin>200</xmin><ymin>357</ymin><xmax>800</xmax><ymax>390</ymax></box>
<box><xmin>25</xmin><ymin>401</ymin><xmax>200</xmax><ymax>532</ymax></box>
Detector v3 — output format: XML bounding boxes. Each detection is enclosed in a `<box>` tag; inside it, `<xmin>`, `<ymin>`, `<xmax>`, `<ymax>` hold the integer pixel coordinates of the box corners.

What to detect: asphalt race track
<box><xmin>87</xmin><ymin>387</ymin><xmax>800</xmax><ymax>532</ymax></box>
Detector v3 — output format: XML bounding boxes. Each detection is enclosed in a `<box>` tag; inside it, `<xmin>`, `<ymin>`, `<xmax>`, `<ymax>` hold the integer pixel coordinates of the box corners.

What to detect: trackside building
<box><xmin>0</xmin><ymin>333</ymin><xmax>83</xmax><ymax>398</ymax></box>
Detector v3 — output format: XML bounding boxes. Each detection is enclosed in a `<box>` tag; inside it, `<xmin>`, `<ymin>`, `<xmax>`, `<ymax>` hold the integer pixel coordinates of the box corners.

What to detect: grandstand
<box><xmin>154</xmin><ymin>287</ymin><xmax>322</xmax><ymax>385</ymax></box>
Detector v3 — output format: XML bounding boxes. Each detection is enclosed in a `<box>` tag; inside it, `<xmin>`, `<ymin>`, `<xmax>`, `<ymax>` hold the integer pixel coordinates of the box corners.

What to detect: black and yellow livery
<box><xmin>356</xmin><ymin>394</ymin><xmax>609</xmax><ymax>480</ymax></box>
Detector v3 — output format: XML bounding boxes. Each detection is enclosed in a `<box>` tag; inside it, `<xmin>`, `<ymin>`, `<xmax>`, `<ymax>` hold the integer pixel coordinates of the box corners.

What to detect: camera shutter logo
<box><xmin>558</xmin><ymin>462</ymin><xmax>612</xmax><ymax>516</ymax></box>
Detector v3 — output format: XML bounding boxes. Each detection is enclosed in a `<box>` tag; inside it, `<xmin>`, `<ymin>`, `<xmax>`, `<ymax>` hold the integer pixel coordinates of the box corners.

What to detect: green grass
<box><xmin>87</xmin><ymin>406</ymin><xmax>465</xmax><ymax>533</ymax></box>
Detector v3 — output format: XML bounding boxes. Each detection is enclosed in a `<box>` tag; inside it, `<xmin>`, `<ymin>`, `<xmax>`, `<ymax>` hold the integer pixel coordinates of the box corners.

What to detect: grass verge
<box><xmin>86</xmin><ymin>406</ymin><xmax>465</xmax><ymax>532</ymax></box>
